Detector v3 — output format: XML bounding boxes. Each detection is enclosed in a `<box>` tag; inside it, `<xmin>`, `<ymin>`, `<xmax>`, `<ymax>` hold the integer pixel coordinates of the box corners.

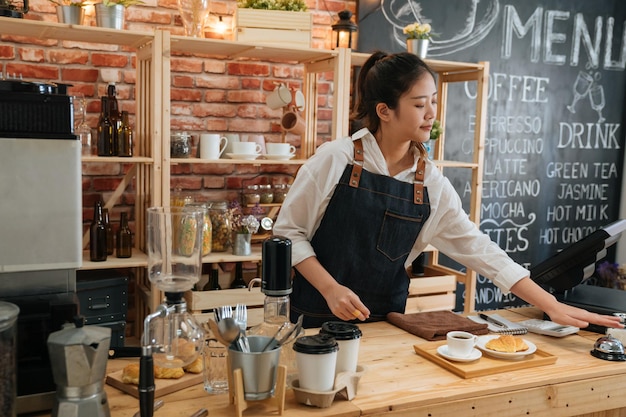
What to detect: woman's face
<box><xmin>390</xmin><ymin>74</ymin><xmax>437</xmax><ymax>143</ymax></box>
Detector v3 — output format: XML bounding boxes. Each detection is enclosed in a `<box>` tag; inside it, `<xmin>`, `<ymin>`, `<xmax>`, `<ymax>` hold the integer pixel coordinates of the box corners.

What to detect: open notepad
<box><xmin>468</xmin><ymin>313</ymin><xmax>528</xmax><ymax>335</ymax></box>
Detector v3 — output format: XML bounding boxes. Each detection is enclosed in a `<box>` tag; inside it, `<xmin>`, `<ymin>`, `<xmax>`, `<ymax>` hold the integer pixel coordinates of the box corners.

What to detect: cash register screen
<box><xmin>530</xmin><ymin>219</ymin><xmax>626</xmax><ymax>292</ymax></box>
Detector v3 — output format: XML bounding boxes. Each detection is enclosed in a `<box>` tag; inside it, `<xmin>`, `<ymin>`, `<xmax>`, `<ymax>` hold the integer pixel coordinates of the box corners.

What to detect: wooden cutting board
<box><xmin>414</xmin><ymin>340</ymin><xmax>557</xmax><ymax>379</ymax></box>
<box><xmin>106</xmin><ymin>368</ymin><xmax>203</xmax><ymax>398</ymax></box>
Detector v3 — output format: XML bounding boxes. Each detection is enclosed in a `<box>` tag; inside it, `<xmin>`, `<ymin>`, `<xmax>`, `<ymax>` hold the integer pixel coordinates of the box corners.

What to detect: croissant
<box><xmin>183</xmin><ymin>356</ymin><xmax>203</xmax><ymax>374</ymax></box>
<box><xmin>485</xmin><ymin>335</ymin><xmax>529</xmax><ymax>353</ymax></box>
<box><xmin>121</xmin><ymin>363</ymin><xmax>186</xmax><ymax>385</ymax></box>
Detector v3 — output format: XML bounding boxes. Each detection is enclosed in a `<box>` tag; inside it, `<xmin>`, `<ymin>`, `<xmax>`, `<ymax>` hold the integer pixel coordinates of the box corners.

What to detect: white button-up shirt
<box><xmin>273</xmin><ymin>128</ymin><xmax>529</xmax><ymax>294</ymax></box>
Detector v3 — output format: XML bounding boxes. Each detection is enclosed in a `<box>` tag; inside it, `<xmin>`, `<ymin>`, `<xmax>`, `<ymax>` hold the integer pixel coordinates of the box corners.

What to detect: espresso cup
<box><xmin>265</xmin><ymin>143</ymin><xmax>296</xmax><ymax>156</ymax></box>
<box><xmin>280</xmin><ymin>110</ymin><xmax>306</xmax><ymax>135</ymax></box>
<box><xmin>266</xmin><ymin>83</ymin><xmax>292</xmax><ymax>110</ymax></box>
<box><xmin>446</xmin><ymin>331</ymin><xmax>477</xmax><ymax>358</ymax></box>
<box><xmin>200</xmin><ymin>134</ymin><xmax>228</xmax><ymax>160</ymax></box>
<box><xmin>243</xmin><ymin>134</ymin><xmax>266</xmax><ymax>154</ymax></box>
<box><xmin>231</xmin><ymin>141</ymin><xmax>262</xmax><ymax>155</ymax></box>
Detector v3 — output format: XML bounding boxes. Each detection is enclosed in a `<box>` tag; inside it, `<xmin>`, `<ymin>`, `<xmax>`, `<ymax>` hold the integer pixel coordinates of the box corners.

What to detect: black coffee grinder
<box><xmin>0</xmin><ymin>0</ymin><xmax>28</xmax><ymax>18</ymax></box>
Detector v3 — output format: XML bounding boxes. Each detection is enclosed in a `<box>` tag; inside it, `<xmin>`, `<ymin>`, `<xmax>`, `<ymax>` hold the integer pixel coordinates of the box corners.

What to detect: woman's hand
<box><xmin>323</xmin><ymin>284</ymin><xmax>371</xmax><ymax>321</ymax></box>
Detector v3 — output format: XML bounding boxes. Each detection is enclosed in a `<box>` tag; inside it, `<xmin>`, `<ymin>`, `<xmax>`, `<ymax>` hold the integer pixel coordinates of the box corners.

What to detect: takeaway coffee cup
<box><xmin>266</xmin><ymin>83</ymin><xmax>292</xmax><ymax>110</ymax></box>
<box><xmin>230</xmin><ymin>141</ymin><xmax>262</xmax><ymax>155</ymax></box>
<box><xmin>200</xmin><ymin>133</ymin><xmax>228</xmax><ymax>160</ymax></box>
<box><xmin>319</xmin><ymin>321</ymin><xmax>362</xmax><ymax>374</ymax></box>
<box><xmin>265</xmin><ymin>143</ymin><xmax>296</xmax><ymax>156</ymax></box>
<box><xmin>446</xmin><ymin>331</ymin><xmax>477</xmax><ymax>357</ymax></box>
<box><xmin>293</xmin><ymin>334</ymin><xmax>338</xmax><ymax>392</ymax></box>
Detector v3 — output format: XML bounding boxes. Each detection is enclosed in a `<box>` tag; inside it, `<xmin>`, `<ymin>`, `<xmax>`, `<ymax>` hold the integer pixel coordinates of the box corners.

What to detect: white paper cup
<box><xmin>319</xmin><ymin>321</ymin><xmax>362</xmax><ymax>374</ymax></box>
<box><xmin>446</xmin><ymin>331</ymin><xmax>477</xmax><ymax>357</ymax></box>
<box><xmin>231</xmin><ymin>141</ymin><xmax>262</xmax><ymax>155</ymax></box>
<box><xmin>293</xmin><ymin>334</ymin><xmax>338</xmax><ymax>392</ymax></box>
<box><xmin>200</xmin><ymin>133</ymin><xmax>228</xmax><ymax>160</ymax></box>
<box><xmin>265</xmin><ymin>143</ymin><xmax>296</xmax><ymax>156</ymax></box>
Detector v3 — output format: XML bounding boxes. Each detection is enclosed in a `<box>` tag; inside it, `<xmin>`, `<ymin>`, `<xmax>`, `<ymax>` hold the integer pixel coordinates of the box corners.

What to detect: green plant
<box><xmin>403</xmin><ymin>22</ymin><xmax>433</xmax><ymax>40</ymax></box>
<box><xmin>237</xmin><ymin>0</ymin><xmax>307</xmax><ymax>12</ymax></box>
<box><xmin>430</xmin><ymin>119</ymin><xmax>443</xmax><ymax>140</ymax></box>
<box><xmin>101</xmin><ymin>0</ymin><xmax>144</xmax><ymax>7</ymax></box>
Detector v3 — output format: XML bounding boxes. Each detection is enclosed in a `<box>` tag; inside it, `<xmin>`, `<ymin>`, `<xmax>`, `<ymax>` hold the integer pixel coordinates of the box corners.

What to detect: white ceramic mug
<box><xmin>265</xmin><ymin>143</ymin><xmax>296</xmax><ymax>156</ymax></box>
<box><xmin>231</xmin><ymin>141</ymin><xmax>262</xmax><ymax>155</ymax></box>
<box><xmin>446</xmin><ymin>331</ymin><xmax>478</xmax><ymax>358</ymax></box>
<box><xmin>280</xmin><ymin>110</ymin><xmax>306</xmax><ymax>135</ymax></box>
<box><xmin>243</xmin><ymin>134</ymin><xmax>266</xmax><ymax>154</ymax></box>
<box><xmin>200</xmin><ymin>134</ymin><xmax>228</xmax><ymax>160</ymax></box>
<box><xmin>266</xmin><ymin>83</ymin><xmax>292</xmax><ymax>110</ymax></box>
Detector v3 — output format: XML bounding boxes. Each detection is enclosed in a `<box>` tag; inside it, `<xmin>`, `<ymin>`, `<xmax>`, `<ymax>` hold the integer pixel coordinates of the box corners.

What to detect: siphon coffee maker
<box><xmin>46</xmin><ymin>317</ymin><xmax>111</xmax><ymax>417</ymax></box>
<box><xmin>140</xmin><ymin>207</ymin><xmax>206</xmax><ymax>417</ymax></box>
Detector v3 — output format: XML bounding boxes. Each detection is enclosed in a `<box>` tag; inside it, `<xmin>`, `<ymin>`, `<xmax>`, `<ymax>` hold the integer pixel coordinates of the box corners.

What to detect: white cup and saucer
<box><xmin>226</xmin><ymin>141</ymin><xmax>262</xmax><ymax>160</ymax></box>
<box><xmin>437</xmin><ymin>331</ymin><xmax>482</xmax><ymax>362</ymax></box>
<box><xmin>264</xmin><ymin>143</ymin><xmax>297</xmax><ymax>160</ymax></box>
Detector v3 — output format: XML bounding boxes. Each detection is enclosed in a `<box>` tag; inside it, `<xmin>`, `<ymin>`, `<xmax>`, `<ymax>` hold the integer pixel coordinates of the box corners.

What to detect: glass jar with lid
<box><xmin>208</xmin><ymin>201</ymin><xmax>230</xmax><ymax>252</ymax></box>
<box><xmin>273</xmin><ymin>183</ymin><xmax>288</xmax><ymax>203</ymax></box>
<box><xmin>186</xmin><ymin>202</ymin><xmax>212</xmax><ymax>256</ymax></box>
<box><xmin>171</xmin><ymin>132</ymin><xmax>192</xmax><ymax>158</ymax></box>
<box><xmin>259</xmin><ymin>184</ymin><xmax>273</xmax><ymax>204</ymax></box>
<box><xmin>243</xmin><ymin>185</ymin><xmax>261</xmax><ymax>206</ymax></box>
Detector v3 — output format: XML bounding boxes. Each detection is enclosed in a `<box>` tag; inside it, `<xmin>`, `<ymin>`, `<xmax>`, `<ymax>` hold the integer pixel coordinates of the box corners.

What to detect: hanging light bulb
<box><xmin>331</xmin><ymin>10</ymin><xmax>358</xmax><ymax>49</ymax></box>
<box><xmin>215</xmin><ymin>16</ymin><xmax>228</xmax><ymax>35</ymax></box>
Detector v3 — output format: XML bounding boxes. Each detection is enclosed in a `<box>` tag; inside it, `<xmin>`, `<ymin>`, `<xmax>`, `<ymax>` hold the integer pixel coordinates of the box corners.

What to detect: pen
<box><xmin>479</xmin><ymin>313</ymin><xmax>508</xmax><ymax>328</ymax></box>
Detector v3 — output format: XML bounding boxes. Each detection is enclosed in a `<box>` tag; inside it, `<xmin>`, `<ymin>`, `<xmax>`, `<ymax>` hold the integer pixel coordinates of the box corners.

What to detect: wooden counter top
<box><xmin>36</xmin><ymin>308</ymin><xmax>626</xmax><ymax>417</ymax></box>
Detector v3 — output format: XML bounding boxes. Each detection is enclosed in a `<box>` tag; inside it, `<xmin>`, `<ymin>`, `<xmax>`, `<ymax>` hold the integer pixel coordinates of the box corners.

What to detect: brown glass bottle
<box><xmin>107</xmin><ymin>84</ymin><xmax>121</xmax><ymax>156</ymax></box>
<box><xmin>103</xmin><ymin>208</ymin><xmax>114</xmax><ymax>256</ymax></box>
<box><xmin>117</xmin><ymin>110</ymin><xmax>133</xmax><ymax>157</ymax></box>
<box><xmin>230</xmin><ymin>262</ymin><xmax>247</xmax><ymax>289</ymax></box>
<box><xmin>90</xmin><ymin>200</ymin><xmax>107</xmax><ymax>262</ymax></box>
<box><xmin>116</xmin><ymin>212</ymin><xmax>132</xmax><ymax>258</ymax></box>
<box><xmin>97</xmin><ymin>96</ymin><xmax>114</xmax><ymax>156</ymax></box>
<box><xmin>203</xmin><ymin>265</ymin><xmax>221</xmax><ymax>291</ymax></box>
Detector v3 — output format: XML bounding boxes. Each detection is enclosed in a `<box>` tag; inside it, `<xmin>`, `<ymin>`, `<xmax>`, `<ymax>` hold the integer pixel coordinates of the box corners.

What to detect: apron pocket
<box><xmin>376</xmin><ymin>209</ymin><xmax>423</xmax><ymax>261</ymax></box>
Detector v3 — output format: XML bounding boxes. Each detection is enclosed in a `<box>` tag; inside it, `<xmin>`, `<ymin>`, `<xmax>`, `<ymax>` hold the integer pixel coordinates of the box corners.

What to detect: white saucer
<box><xmin>226</xmin><ymin>153</ymin><xmax>260</xmax><ymax>160</ymax></box>
<box><xmin>437</xmin><ymin>345</ymin><xmax>482</xmax><ymax>362</ymax></box>
<box><xmin>264</xmin><ymin>154</ymin><xmax>295</xmax><ymax>160</ymax></box>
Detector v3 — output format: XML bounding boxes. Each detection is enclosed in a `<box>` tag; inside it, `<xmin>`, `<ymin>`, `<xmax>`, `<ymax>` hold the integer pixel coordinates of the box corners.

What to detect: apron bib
<box><xmin>292</xmin><ymin>139</ymin><xmax>431</xmax><ymax>328</ymax></box>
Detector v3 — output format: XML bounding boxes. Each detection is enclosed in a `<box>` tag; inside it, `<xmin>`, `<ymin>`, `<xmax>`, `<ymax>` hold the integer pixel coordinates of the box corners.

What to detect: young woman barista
<box><xmin>273</xmin><ymin>51</ymin><xmax>622</xmax><ymax>330</ymax></box>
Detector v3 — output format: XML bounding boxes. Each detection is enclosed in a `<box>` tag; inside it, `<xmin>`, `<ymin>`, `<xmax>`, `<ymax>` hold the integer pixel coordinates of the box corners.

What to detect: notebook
<box><xmin>468</xmin><ymin>313</ymin><xmax>528</xmax><ymax>335</ymax></box>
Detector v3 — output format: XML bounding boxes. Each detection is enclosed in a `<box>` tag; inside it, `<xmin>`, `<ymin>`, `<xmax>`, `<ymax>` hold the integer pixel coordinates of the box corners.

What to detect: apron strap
<box><xmin>349</xmin><ymin>139</ymin><xmax>364</xmax><ymax>188</ymax></box>
<box><xmin>414</xmin><ymin>157</ymin><xmax>425</xmax><ymax>204</ymax></box>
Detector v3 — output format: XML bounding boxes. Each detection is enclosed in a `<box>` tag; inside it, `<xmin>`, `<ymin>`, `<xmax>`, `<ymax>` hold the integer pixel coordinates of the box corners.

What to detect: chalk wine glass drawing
<box><xmin>566</xmin><ymin>69</ymin><xmax>606</xmax><ymax>123</ymax></box>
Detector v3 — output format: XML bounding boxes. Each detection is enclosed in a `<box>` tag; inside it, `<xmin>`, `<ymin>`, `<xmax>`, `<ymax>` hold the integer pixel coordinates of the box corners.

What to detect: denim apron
<box><xmin>291</xmin><ymin>139</ymin><xmax>431</xmax><ymax>328</ymax></box>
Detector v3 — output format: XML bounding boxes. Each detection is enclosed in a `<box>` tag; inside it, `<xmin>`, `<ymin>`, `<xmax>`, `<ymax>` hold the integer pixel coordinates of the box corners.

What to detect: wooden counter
<box><xmin>52</xmin><ymin>308</ymin><xmax>626</xmax><ymax>417</ymax></box>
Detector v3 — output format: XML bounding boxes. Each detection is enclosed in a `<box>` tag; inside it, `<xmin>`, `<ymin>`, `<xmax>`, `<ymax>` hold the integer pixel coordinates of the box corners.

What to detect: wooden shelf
<box><xmin>82</xmin><ymin>156</ymin><xmax>154</xmax><ymax>163</ymax></box>
<box><xmin>170</xmin><ymin>157</ymin><xmax>305</xmax><ymax>165</ymax></box>
<box><xmin>202</xmin><ymin>245</ymin><xmax>262</xmax><ymax>263</ymax></box>
<box><xmin>80</xmin><ymin>251</ymin><xmax>148</xmax><ymax>270</ymax></box>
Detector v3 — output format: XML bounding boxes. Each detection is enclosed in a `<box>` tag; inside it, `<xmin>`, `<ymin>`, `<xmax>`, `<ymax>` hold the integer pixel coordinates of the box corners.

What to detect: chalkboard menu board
<box><xmin>357</xmin><ymin>0</ymin><xmax>626</xmax><ymax>311</ymax></box>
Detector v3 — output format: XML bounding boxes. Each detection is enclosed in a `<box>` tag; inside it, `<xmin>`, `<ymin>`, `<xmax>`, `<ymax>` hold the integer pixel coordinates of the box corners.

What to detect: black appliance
<box><xmin>531</xmin><ymin>219</ymin><xmax>626</xmax><ymax>333</ymax></box>
<box><xmin>0</xmin><ymin>0</ymin><xmax>28</xmax><ymax>18</ymax></box>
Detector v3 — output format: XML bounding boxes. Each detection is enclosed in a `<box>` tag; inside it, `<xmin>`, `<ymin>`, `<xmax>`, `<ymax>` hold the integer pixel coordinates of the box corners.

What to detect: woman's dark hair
<box><xmin>351</xmin><ymin>51</ymin><xmax>436</xmax><ymax>135</ymax></box>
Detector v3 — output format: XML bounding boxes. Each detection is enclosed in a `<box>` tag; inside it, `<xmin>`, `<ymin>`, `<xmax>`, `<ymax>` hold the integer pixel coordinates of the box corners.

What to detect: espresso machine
<box><xmin>47</xmin><ymin>318</ymin><xmax>112</xmax><ymax>417</ymax></box>
<box><xmin>140</xmin><ymin>207</ymin><xmax>205</xmax><ymax>417</ymax></box>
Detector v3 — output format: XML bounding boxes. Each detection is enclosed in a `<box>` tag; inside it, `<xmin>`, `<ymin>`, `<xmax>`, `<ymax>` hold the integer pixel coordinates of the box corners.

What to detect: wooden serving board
<box><xmin>106</xmin><ymin>369</ymin><xmax>203</xmax><ymax>398</ymax></box>
<box><xmin>414</xmin><ymin>341</ymin><xmax>557</xmax><ymax>379</ymax></box>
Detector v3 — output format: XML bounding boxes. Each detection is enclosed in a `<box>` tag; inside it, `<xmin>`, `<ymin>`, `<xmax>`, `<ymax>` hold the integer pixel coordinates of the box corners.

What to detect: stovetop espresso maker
<box><xmin>47</xmin><ymin>317</ymin><xmax>111</xmax><ymax>417</ymax></box>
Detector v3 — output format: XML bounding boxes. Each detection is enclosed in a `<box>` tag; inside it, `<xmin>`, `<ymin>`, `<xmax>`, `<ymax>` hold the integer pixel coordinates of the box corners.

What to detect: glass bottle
<box><xmin>103</xmin><ymin>208</ymin><xmax>114</xmax><ymax>256</ymax></box>
<box><xmin>203</xmin><ymin>265</ymin><xmax>221</xmax><ymax>291</ymax></box>
<box><xmin>107</xmin><ymin>84</ymin><xmax>121</xmax><ymax>156</ymax></box>
<box><xmin>117</xmin><ymin>110</ymin><xmax>133</xmax><ymax>157</ymax></box>
<box><xmin>90</xmin><ymin>200</ymin><xmax>107</xmax><ymax>262</ymax></box>
<box><xmin>186</xmin><ymin>202</ymin><xmax>211</xmax><ymax>256</ymax></box>
<box><xmin>97</xmin><ymin>96</ymin><xmax>114</xmax><ymax>156</ymax></box>
<box><xmin>229</xmin><ymin>262</ymin><xmax>247</xmax><ymax>289</ymax></box>
<box><xmin>116</xmin><ymin>211</ymin><xmax>132</xmax><ymax>258</ymax></box>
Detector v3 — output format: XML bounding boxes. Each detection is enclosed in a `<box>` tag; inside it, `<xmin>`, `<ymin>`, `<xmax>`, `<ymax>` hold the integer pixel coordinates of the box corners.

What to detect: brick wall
<box><xmin>0</xmin><ymin>0</ymin><xmax>357</xmax><ymax>238</ymax></box>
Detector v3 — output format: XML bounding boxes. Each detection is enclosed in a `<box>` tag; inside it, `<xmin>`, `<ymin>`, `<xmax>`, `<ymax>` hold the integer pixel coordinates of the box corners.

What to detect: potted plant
<box><xmin>227</xmin><ymin>200</ymin><xmax>260</xmax><ymax>256</ymax></box>
<box><xmin>403</xmin><ymin>22</ymin><xmax>433</xmax><ymax>58</ymax></box>
<box><xmin>50</xmin><ymin>0</ymin><xmax>86</xmax><ymax>24</ymax></box>
<box><xmin>234</xmin><ymin>0</ymin><xmax>312</xmax><ymax>48</ymax></box>
<box><xmin>426</xmin><ymin>119</ymin><xmax>443</xmax><ymax>159</ymax></box>
<box><xmin>95</xmin><ymin>0</ymin><xmax>144</xmax><ymax>30</ymax></box>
